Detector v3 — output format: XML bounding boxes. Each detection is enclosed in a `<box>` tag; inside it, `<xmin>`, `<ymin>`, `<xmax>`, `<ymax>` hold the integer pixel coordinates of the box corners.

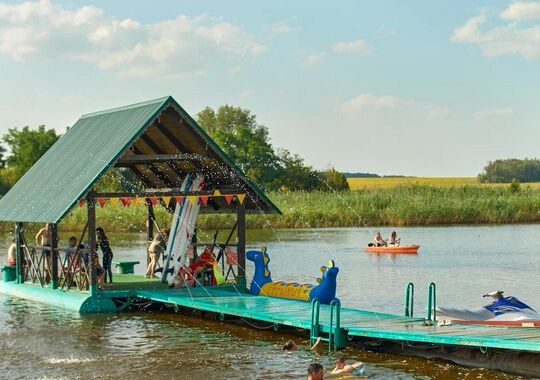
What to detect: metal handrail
<box><xmin>404</xmin><ymin>282</ymin><xmax>415</xmax><ymax>317</ymax></box>
<box><xmin>426</xmin><ymin>282</ymin><xmax>436</xmax><ymax>321</ymax></box>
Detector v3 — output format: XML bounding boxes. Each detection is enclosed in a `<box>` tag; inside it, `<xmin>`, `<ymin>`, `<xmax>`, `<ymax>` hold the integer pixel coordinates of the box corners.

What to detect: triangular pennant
<box><xmin>213</xmin><ymin>189</ymin><xmax>221</xmax><ymax>196</ymax></box>
<box><xmin>199</xmin><ymin>196</ymin><xmax>209</xmax><ymax>206</ymax></box>
<box><xmin>175</xmin><ymin>196</ymin><xmax>184</xmax><ymax>204</ymax></box>
<box><xmin>109</xmin><ymin>198</ymin><xmax>118</xmax><ymax>207</ymax></box>
<box><xmin>237</xmin><ymin>194</ymin><xmax>246</xmax><ymax>204</ymax></box>
<box><xmin>79</xmin><ymin>199</ymin><xmax>85</xmax><ymax>207</ymax></box>
<box><xmin>224</xmin><ymin>195</ymin><xmax>233</xmax><ymax>205</ymax></box>
<box><xmin>187</xmin><ymin>195</ymin><xmax>197</xmax><ymax>204</ymax></box>
<box><xmin>130</xmin><ymin>197</ymin><xmax>139</xmax><ymax>205</ymax></box>
<box><xmin>120</xmin><ymin>198</ymin><xmax>131</xmax><ymax>207</ymax></box>
<box><xmin>97</xmin><ymin>198</ymin><xmax>106</xmax><ymax>208</ymax></box>
<box><xmin>162</xmin><ymin>196</ymin><xmax>172</xmax><ymax>206</ymax></box>
<box><xmin>149</xmin><ymin>197</ymin><xmax>158</xmax><ymax>206</ymax></box>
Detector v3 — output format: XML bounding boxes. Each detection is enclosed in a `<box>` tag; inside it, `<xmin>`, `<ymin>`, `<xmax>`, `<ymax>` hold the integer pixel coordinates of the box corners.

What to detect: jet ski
<box><xmin>437</xmin><ymin>291</ymin><xmax>540</xmax><ymax>327</ymax></box>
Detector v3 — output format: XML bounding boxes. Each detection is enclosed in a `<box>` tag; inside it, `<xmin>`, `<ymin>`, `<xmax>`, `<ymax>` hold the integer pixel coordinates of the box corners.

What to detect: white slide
<box><xmin>161</xmin><ymin>174</ymin><xmax>204</xmax><ymax>286</ymax></box>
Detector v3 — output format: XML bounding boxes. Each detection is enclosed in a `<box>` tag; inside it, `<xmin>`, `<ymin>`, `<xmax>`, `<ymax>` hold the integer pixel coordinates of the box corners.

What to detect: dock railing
<box><xmin>404</xmin><ymin>282</ymin><xmax>415</xmax><ymax>317</ymax></box>
<box><xmin>310</xmin><ymin>298</ymin><xmax>346</xmax><ymax>352</ymax></box>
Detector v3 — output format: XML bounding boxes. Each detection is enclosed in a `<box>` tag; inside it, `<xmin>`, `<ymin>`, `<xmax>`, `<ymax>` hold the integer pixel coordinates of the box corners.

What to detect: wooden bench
<box><xmin>112</xmin><ymin>261</ymin><xmax>140</xmax><ymax>274</ymax></box>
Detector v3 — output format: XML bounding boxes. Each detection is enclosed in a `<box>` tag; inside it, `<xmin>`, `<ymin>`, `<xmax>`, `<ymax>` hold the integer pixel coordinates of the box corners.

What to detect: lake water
<box><xmin>1</xmin><ymin>224</ymin><xmax>539</xmax><ymax>379</ymax></box>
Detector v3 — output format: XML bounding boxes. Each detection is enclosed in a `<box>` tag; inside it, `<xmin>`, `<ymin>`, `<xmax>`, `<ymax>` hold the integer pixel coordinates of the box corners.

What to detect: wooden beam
<box><xmin>49</xmin><ymin>223</ymin><xmax>58</xmax><ymax>289</ymax></box>
<box><xmin>87</xmin><ymin>195</ymin><xmax>97</xmax><ymax>297</ymax></box>
<box><xmin>154</xmin><ymin>120</ymin><xmax>203</xmax><ymax>170</ymax></box>
<box><xmin>139</xmin><ymin>134</ymin><xmax>185</xmax><ymax>184</ymax></box>
<box><xmin>93</xmin><ymin>189</ymin><xmax>246</xmax><ymax>198</ymax></box>
<box><xmin>131</xmin><ymin>145</ymin><xmax>173</xmax><ymax>188</ymax></box>
<box><xmin>115</xmin><ymin>153</ymin><xmax>203</xmax><ymax>166</ymax></box>
<box><xmin>236</xmin><ymin>201</ymin><xmax>246</xmax><ymax>283</ymax></box>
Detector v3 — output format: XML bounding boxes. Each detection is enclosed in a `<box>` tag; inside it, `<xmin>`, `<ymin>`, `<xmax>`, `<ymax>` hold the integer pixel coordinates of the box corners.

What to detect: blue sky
<box><xmin>0</xmin><ymin>0</ymin><xmax>539</xmax><ymax>176</ymax></box>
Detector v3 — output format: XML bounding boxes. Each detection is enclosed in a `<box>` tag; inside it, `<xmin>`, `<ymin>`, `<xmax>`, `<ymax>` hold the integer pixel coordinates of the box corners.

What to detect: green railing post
<box><xmin>426</xmin><ymin>282</ymin><xmax>436</xmax><ymax>321</ymax></box>
<box><xmin>310</xmin><ymin>298</ymin><xmax>320</xmax><ymax>347</ymax></box>
<box><xmin>330</xmin><ymin>299</ymin><xmax>346</xmax><ymax>350</ymax></box>
<box><xmin>404</xmin><ymin>282</ymin><xmax>414</xmax><ymax>317</ymax></box>
<box><xmin>15</xmin><ymin>223</ymin><xmax>22</xmax><ymax>284</ymax></box>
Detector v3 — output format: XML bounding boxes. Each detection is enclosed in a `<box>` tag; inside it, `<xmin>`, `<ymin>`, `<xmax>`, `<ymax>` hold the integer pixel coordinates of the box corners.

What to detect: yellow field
<box><xmin>347</xmin><ymin>177</ymin><xmax>540</xmax><ymax>190</ymax></box>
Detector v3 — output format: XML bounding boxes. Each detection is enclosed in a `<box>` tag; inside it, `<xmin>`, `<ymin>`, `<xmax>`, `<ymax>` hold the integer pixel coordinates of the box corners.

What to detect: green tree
<box><xmin>3</xmin><ymin>125</ymin><xmax>60</xmax><ymax>181</ymax></box>
<box><xmin>321</xmin><ymin>167</ymin><xmax>350</xmax><ymax>191</ymax></box>
<box><xmin>0</xmin><ymin>143</ymin><xmax>5</xmax><ymax>169</ymax></box>
<box><xmin>197</xmin><ymin>106</ymin><xmax>282</xmax><ymax>190</ymax></box>
<box><xmin>277</xmin><ymin>149</ymin><xmax>322</xmax><ymax>191</ymax></box>
<box><xmin>479</xmin><ymin>158</ymin><xmax>540</xmax><ymax>183</ymax></box>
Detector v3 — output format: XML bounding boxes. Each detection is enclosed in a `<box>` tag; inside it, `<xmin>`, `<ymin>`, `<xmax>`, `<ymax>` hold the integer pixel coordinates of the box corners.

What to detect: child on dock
<box><xmin>145</xmin><ymin>228</ymin><xmax>170</xmax><ymax>278</ymax></box>
<box><xmin>96</xmin><ymin>227</ymin><xmax>113</xmax><ymax>283</ymax></box>
<box><xmin>331</xmin><ymin>358</ymin><xmax>365</xmax><ymax>376</ymax></box>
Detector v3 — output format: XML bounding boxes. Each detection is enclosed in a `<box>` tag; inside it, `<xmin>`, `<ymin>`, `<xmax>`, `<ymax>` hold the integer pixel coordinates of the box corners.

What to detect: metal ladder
<box><xmin>403</xmin><ymin>282</ymin><xmax>437</xmax><ymax>322</ymax></box>
<box><xmin>310</xmin><ymin>298</ymin><xmax>346</xmax><ymax>352</ymax></box>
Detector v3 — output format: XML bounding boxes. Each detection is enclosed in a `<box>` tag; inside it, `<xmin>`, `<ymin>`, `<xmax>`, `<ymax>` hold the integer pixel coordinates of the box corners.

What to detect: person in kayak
<box><xmin>388</xmin><ymin>231</ymin><xmax>401</xmax><ymax>246</ymax></box>
<box><xmin>373</xmin><ymin>232</ymin><xmax>387</xmax><ymax>247</ymax></box>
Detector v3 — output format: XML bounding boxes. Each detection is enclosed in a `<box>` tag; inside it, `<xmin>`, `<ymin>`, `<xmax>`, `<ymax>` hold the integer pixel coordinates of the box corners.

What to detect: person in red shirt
<box><xmin>176</xmin><ymin>245</ymin><xmax>215</xmax><ymax>287</ymax></box>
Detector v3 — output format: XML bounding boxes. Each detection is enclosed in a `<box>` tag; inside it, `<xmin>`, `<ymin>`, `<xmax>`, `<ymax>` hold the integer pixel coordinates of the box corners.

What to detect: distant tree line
<box><xmin>479</xmin><ymin>158</ymin><xmax>540</xmax><ymax>183</ymax></box>
<box><xmin>0</xmin><ymin>105</ymin><xmax>349</xmax><ymax>195</ymax></box>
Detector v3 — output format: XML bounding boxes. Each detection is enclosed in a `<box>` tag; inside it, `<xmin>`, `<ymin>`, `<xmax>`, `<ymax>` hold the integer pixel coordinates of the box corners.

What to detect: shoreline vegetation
<box><xmin>2</xmin><ymin>182</ymin><xmax>539</xmax><ymax>234</ymax></box>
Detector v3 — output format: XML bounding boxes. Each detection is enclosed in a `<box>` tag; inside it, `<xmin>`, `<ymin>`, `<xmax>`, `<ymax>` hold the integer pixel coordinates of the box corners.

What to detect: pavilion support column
<box><xmin>49</xmin><ymin>223</ymin><xmax>59</xmax><ymax>289</ymax></box>
<box><xmin>146</xmin><ymin>200</ymin><xmax>155</xmax><ymax>267</ymax></box>
<box><xmin>236</xmin><ymin>200</ymin><xmax>246</xmax><ymax>288</ymax></box>
<box><xmin>15</xmin><ymin>222</ymin><xmax>23</xmax><ymax>284</ymax></box>
<box><xmin>87</xmin><ymin>196</ymin><xmax>98</xmax><ymax>297</ymax></box>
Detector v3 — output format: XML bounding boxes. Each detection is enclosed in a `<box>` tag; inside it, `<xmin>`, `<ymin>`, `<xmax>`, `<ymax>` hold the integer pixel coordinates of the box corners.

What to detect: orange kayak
<box><xmin>364</xmin><ymin>245</ymin><xmax>420</xmax><ymax>254</ymax></box>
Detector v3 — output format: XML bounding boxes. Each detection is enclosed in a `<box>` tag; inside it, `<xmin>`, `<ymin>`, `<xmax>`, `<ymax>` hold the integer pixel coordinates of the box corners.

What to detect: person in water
<box><xmin>176</xmin><ymin>245</ymin><xmax>215</xmax><ymax>288</ymax></box>
<box><xmin>145</xmin><ymin>228</ymin><xmax>170</xmax><ymax>278</ymax></box>
<box><xmin>283</xmin><ymin>340</ymin><xmax>297</xmax><ymax>351</ymax></box>
<box><xmin>388</xmin><ymin>231</ymin><xmax>401</xmax><ymax>246</ymax></box>
<box><xmin>331</xmin><ymin>358</ymin><xmax>365</xmax><ymax>376</ymax></box>
<box><xmin>96</xmin><ymin>227</ymin><xmax>113</xmax><ymax>283</ymax></box>
<box><xmin>307</xmin><ymin>362</ymin><xmax>324</xmax><ymax>380</ymax></box>
<box><xmin>373</xmin><ymin>232</ymin><xmax>387</xmax><ymax>247</ymax></box>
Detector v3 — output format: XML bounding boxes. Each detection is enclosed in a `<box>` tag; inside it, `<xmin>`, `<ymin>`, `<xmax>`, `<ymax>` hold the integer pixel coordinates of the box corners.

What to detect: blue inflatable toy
<box><xmin>246</xmin><ymin>247</ymin><xmax>338</xmax><ymax>304</ymax></box>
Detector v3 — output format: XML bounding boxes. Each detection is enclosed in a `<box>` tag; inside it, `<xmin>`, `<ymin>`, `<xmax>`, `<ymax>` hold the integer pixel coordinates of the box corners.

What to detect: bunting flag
<box><xmin>75</xmin><ymin>192</ymin><xmax>248</xmax><ymax>208</ymax></box>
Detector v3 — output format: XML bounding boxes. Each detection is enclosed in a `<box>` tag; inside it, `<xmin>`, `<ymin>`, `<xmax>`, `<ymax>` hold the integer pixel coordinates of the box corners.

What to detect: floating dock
<box><xmin>2</xmin><ymin>275</ymin><xmax>540</xmax><ymax>376</ymax></box>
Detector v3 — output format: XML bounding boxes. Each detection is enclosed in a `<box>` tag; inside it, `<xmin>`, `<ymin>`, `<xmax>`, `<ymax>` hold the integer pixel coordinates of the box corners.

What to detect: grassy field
<box><xmin>347</xmin><ymin>177</ymin><xmax>540</xmax><ymax>190</ymax></box>
<box><xmin>2</xmin><ymin>179</ymin><xmax>539</xmax><ymax>235</ymax></box>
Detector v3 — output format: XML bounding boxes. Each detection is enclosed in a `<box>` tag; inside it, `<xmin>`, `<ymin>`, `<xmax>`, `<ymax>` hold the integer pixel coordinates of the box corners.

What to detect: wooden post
<box><xmin>87</xmin><ymin>195</ymin><xmax>97</xmax><ymax>297</ymax></box>
<box><xmin>49</xmin><ymin>223</ymin><xmax>59</xmax><ymax>289</ymax></box>
<box><xmin>15</xmin><ymin>222</ymin><xmax>22</xmax><ymax>284</ymax></box>
<box><xmin>146</xmin><ymin>200</ymin><xmax>154</xmax><ymax>267</ymax></box>
<box><xmin>236</xmin><ymin>200</ymin><xmax>246</xmax><ymax>287</ymax></box>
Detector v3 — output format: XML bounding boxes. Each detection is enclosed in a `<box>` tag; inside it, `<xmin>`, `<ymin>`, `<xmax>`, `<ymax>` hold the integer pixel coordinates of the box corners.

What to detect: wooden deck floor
<box><xmin>134</xmin><ymin>286</ymin><xmax>540</xmax><ymax>353</ymax></box>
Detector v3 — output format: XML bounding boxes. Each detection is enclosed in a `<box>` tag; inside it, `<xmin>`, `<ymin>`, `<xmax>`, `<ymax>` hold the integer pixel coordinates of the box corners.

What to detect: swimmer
<box><xmin>331</xmin><ymin>357</ymin><xmax>365</xmax><ymax>376</ymax></box>
<box><xmin>307</xmin><ymin>362</ymin><xmax>324</xmax><ymax>380</ymax></box>
<box><xmin>283</xmin><ymin>340</ymin><xmax>297</xmax><ymax>351</ymax></box>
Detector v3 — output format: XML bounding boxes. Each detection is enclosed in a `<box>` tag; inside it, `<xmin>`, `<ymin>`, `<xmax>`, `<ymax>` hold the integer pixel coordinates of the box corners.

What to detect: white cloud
<box><xmin>0</xmin><ymin>0</ymin><xmax>266</xmax><ymax>78</ymax></box>
<box><xmin>341</xmin><ymin>94</ymin><xmax>449</xmax><ymax>122</ymax></box>
<box><xmin>501</xmin><ymin>2</ymin><xmax>540</xmax><ymax>20</ymax></box>
<box><xmin>304</xmin><ymin>51</ymin><xmax>326</xmax><ymax>65</ymax></box>
<box><xmin>473</xmin><ymin>107</ymin><xmax>514</xmax><ymax>120</ymax></box>
<box><xmin>452</xmin><ymin>11</ymin><xmax>540</xmax><ymax>59</ymax></box>
<box><xmin>266</xmin><ymin>21</ymin><xmax>301</xmax><ymax>34</ymax></box>
<box><xmin>332</xmin><ymin>38</ymin><xmax>372</xmax><ymax>56</ymax></box>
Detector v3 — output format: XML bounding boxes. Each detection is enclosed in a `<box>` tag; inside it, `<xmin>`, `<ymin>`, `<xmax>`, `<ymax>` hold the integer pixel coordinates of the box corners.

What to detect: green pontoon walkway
<box><xmin>134</xmin><ymin>286</ymin><xmax>540</xmax><ymax>353</ymax></box>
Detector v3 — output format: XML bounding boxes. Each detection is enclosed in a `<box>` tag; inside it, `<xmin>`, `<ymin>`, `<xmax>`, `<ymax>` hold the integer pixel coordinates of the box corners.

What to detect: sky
<box><xmin>0</xmin><ymin>0</ymin><xmax>539</xmax><ymax>176</ymax></box>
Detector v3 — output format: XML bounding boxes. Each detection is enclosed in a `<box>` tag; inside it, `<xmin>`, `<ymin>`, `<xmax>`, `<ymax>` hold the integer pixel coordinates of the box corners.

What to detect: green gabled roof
<box><xmin>0</xmin><ymin>96</ymin><xmax>280</xmax><ymax>223</ymax></box>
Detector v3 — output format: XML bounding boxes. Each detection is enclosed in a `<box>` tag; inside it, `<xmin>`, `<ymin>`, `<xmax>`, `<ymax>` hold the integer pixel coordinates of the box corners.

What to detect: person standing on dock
<box><xmin>35</xmin><ymin>223</ymin><xmax>57</xmax><ymax>282</ymax></box>
<box><xmin>7</xmin><ymin>239</ymin><xmax>16</xmax><ymax>266</ymax></box>
<box><xmin>145</xmin><ymin>228</ymin><xmax>170</xmax><ymax>278</ymax></box>
<box><xmin>96</xmin><ymin>227</ymin><xmax>114</xmax><ymax>283</ymax></box>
